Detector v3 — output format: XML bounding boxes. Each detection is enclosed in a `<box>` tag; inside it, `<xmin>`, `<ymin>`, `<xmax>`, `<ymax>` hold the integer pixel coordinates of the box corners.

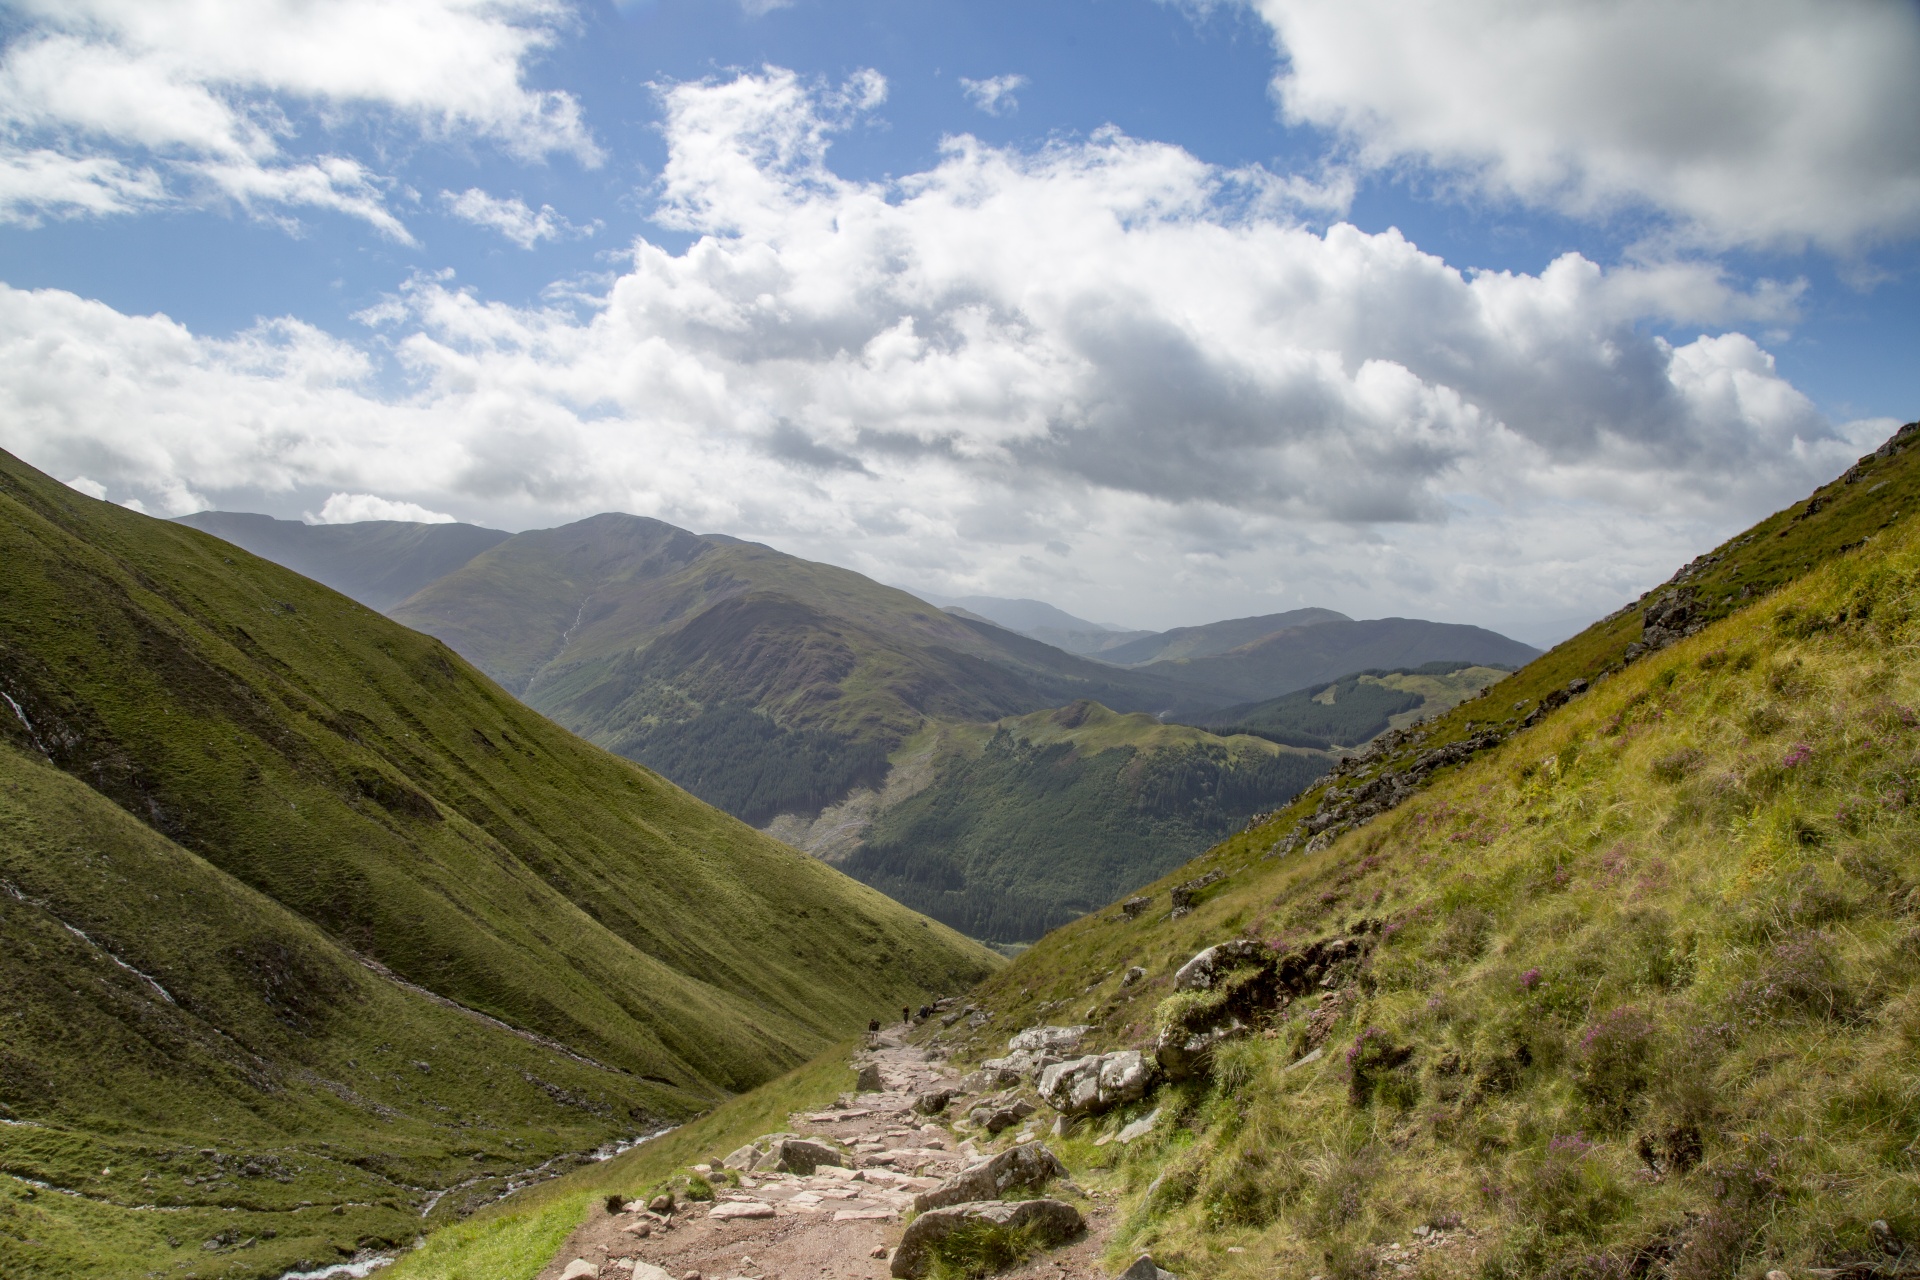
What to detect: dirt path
<box><xmin>537</xmin><ymin>1027</ymin><xmax>1119</xmax><ymax>1280</ymax></box>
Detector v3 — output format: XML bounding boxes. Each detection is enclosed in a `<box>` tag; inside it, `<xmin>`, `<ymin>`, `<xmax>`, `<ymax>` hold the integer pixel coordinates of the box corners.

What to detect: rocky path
<box><xmin>536</xmin><ymin>1027</ymin><xmax>1118</xmax><ymax>1280</ymax></box>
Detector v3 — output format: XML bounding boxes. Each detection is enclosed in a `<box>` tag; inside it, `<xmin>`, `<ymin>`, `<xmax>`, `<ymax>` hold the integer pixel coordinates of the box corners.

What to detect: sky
<box><xmin>0</xmin><ymin>0</ymin><xmax>1916</xmax><ymax>645</ymax></box>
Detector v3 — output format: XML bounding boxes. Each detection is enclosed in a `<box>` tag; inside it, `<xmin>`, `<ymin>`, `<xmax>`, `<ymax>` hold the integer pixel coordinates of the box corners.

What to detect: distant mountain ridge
<box><xmin>176</xmin><ymin>508</ymin><xmax>1538</xmax><ymax>941</ymax></box>
<box><xmin>175</xmin><ymin>510</ymin><xmax>509</xmax><ymax>610</ymax></box>
<box><xmin>1096</xmin><ymin>606</ymin><xmax>1353</xmax><ymax>665</ymax></box>
<box><xmin>912</xmin><ymin>592</ymin><xmax>1156</xmax><ymax>658</ymax></box>
<box><xmin>1145</xmin><ymin>615</ymin><xmax>1538</xmax><ymax>707</ymax></box>
<box><xmin>386</xmin><ymin>514</ymin><xmax>1212</xmax><ymax>823</ymax></box>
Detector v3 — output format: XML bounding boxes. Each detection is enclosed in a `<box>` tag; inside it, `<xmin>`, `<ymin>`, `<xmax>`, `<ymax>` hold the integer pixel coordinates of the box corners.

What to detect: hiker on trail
<box><xmin>901</xmin><ymin>1006</ymin><xmax>910</xmax><ymax>1025</ymax></box>
<box><xmin>868</xmin><ymin>1018</ymin><xmax>880</xmax><ymax>1033</ymax></box>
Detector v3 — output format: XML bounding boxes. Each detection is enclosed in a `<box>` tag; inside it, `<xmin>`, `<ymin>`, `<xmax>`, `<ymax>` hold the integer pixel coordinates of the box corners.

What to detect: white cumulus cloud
<box><xmin>0</xmin><ymin>0</ymin><xmax>598</xmax><ymax>237</ymax></box>
<box><xmin>0</xmin><ymin>68</ymin><xmax>1881</xmax><ymax>633</ymax></box>
<box><xmin>442</xmin><ymin>188</ymin><xmax>596</xmax><ymax>249</ymax></box>
<box><xmin>312</xmin><ymin>492</ymin><xmax>458</xmax><ymax>524</ymax></box>
<box><xmin>960</xmin><ymin>74</ymin><xmax>1027</xmax><ymax>117</ymax></box>
<box><xmin>1241</xmin><ymin>0</ymin><xmax>1920</xmax><ymax>253</ymax></box>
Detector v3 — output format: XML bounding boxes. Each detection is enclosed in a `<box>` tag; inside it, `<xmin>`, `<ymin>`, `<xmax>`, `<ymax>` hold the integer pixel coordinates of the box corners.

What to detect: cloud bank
<box><xmin>0</xmin><ymin>68</ymin><xmax>1879</xmax><ymax>630</ymax></box>
<box><xmin>0</xmin><ymin>0</ymin><xmax>597</xmax><ymax>236</ymax></box>
<box><xmin>1242</xmin><ymin>0</ymin><xmax>1920</xmax><ymax>252</ymax></box>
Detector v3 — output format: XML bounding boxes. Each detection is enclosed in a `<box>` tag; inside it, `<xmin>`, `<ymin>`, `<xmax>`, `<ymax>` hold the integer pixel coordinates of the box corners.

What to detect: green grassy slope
<box><xmin>0</xmin><ymin>736</ymin><xmax>686</xmax><ymax>1279</ymax></box>
<box><xmin>923</xmin><ymin>424</ymin><xmax>1920</xmax><ymax>1279</ymax></box>
<box><xmin>176</xmin><ymin>511</ymin><xmax>510</xmax><ymax>611</ymax></box>
<box><xmin>389</xmin><ymin>515</ymin><xmax>1210</xmax><ymax>822</ymax></box>
<box><xmin>772</xmin><ymin>703</ymin><xmax>1328</xmax><ymax>944</ymax></box>
<box><xmin>0</xmin><ymin>454</ymin><xmax>996</xmax><ymax>1092</ymax></box>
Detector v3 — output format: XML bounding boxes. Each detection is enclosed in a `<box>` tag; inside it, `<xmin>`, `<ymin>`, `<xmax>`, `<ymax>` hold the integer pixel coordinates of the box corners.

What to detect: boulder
<box><xmin>720</xmin><ymin>1143</ymin><xmax>762</xmax><ymax>1171</ymax></box>
<box><xmin>1173</xmin><ymin>940</ymin><xmax>1270</xmax><ymax>992</ymax></box>
<box><xmin>559</xmin><ymin>1262</ymin><xmax>599</xmax><ymax>1280</ymax></box>
<box><xmin>1007</xmin><ymin>1025</ymin><xmax>1090</xmax><ymax>1055</ymax></box>
<box><xmin>631</xmin><ymin>1266</ymin><xmax>676</xmax><ymax>1280</ymax></box>
<box><xmin>965</xmin><ymin>1096</ymin><xmax>1035</xmax><ymax>1134</ymax></box>
<box><xmin>913</xmin><ymin>1142</ymin><xmax>1069</xmax><ymax>1212</ymax></box>
<box><xmin>913</xmin><ymin>1088</ymin><xmax>956</xmax><ymax>1115</ymax></box>
<box><xmin>854</xmin><ymin>1062</ymin><xmax>885</xmax><ymax>1092</ymax></box>
<box><xmin>648</xmin><ymin>1192</ymin><xmax>675</xmax><ymax>1213</ymax></box>
<box><xmin>1037</xmin><ymin>1050</ymin><xmax>1155</xmax><ymax>1117</ymax></box>
<box><xmin>1120</xmin><ymin>1255</ymin><xmax>1179</xmax><ymax>1280</ymax></box>
<box><xmin>772</xmin><ymin>1138</ymin><xmax>842</xmax><ymax>1175</ymax></box>
<box><xmin>708</xmin><ymin>1201</ymin><xmax>776</xmax><ymax>1220</ymax></box>
<box><xmin>889</xmin><ymin>1198</ymin><xmax>1085</xmax><ymax>1279</ymax></box>
<box><xmin>1154</xmin><ymin>1019</ymin><xmax>1245</xmax><ymax>1082</ymax></box>
<box><xmin>980</xmin><ymin>1048</ymin><xmax>1062</xmax><ymax>1082</ymax></box>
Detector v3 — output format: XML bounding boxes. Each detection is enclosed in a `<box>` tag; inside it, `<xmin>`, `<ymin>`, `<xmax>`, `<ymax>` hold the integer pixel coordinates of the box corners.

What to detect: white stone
<box><xmin>709</xmin><ymin>1201</ymin><xmax>777</xmax><ymax>1220</ymax></box>
<box><xmin>1116</xmin><ymin>1107</ymin><xmax>1161</xmax><ymax>1144</ymax></box>
<box><xmin>559</xmin><ymin>1261</ymin><xmax>599</xmax><ymax>1280</ymax></box>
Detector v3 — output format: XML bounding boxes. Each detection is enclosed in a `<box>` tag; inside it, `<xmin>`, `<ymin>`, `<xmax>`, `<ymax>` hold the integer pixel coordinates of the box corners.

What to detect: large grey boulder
<box><xmin>1007</xmin><ymin>1025</ymin><xmax>1090</xmax><ymax>1054</ymax></box>
<box><xmin>1037</xmin><ymin>1050</ymin><xmax>1155</xmax><ymax>1117</ymax></box>
<box><xmin>913</xmin><ymin>1142</ymin><xmax>1069</xmax><ymax>1212</ymax></box>
<box><xmin>854</xmin><ymin>1062</ymin><xmax>885</xmax><ymax>1092</ymax></box>
<box><xmin>889</xmin><ymin>1199</ymin><xmax>1085</xmax><ymax>1279</ymax></box>
<box><xmin>1154</xmin><ymin>1019</ymin><xmax>1245</xmax><ymax>1082</ymax></box>
<box><xmin>965</xmin><ymin>1094</ymin><xmax>1035</xmax><ymax>1134</ymax></box>
<box><xmin>718</xmin><ymin>1132</ymin><xmax>797</xmax><ymax>1171</ymax></box>
<box><xmin>1120</xmin><ymin>1255</ymin><xmax>1179</xmax><ymax>1280</ymax></box>
<box><xmin>979</xmin><ymin>1048</ymin><xmax>1062</xmax><ymax>1083</ymax></box>
<box><xmin>772</xmin><ymin>1138</ymin><xmax>842</xmax><ymax>1174</ymax></box>
<box><xmin>1173</xmin><ymin>939</ymin><xmax>1270</xmax><ymax>992</ymax></box>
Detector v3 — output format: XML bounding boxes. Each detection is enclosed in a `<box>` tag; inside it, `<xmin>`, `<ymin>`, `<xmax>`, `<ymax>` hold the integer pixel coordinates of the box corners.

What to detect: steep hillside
<box><xmin>388</xmin><ymin>515</ymin><xmax>1209</xmax><ymax>822</ymax></box>
<box><xmin>0</xmin><ymin>448</ymin><xmax>998</xmax><ymax>1277</ymax></box>
<box><xmin>771</xmin><ymin>702</ymin><xmax>1332</xmax><ymax>943</ymax></box>
<box><xmin>1185</xmin><ymin>661</ymin><xmax>1514</xmax><ymax>749</ymax></box>
<box><xmin>176</xmin><ymin>510</ymin><xmax>509</xmax><ymax>610</ymax></box>
<box><xmin>921</xmin><ymin>421</ymin><xmax>1920</xmax><ymax>1280</ymax></box>
<box><xmin>1099</xmin><ymin>607</ymin><xmax>1353</xmax><ymax>665</ymax></box>
<box><xmin>0</xmin><ymin>735</ymin><xmax>685</xmax><ymax>1279</ymax></box>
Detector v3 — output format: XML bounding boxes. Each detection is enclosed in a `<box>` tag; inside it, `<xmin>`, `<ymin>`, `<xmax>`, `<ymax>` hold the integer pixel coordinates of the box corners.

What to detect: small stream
<box><xmin>270</xmin><ymin>1124</ymin><xmax>678</xmax><ymax>1280</ymax></box>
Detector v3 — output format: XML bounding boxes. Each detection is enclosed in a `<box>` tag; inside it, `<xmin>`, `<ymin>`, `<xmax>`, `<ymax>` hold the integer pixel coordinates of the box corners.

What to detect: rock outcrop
<box><xmin>977</xmin><ymin>1024</ymin><xmax>1091</xmax><ymax>1086</ymax></box>
<box><xmin>889</xmin><ymin>1199</ymin><xmax>1084</xmax><ymax>1279</ymax></box>
<box><xmin>912</xmin><ymin>1142</ymin><xmax>1069</xmax><ymax>1212</ymax></box>
<box><xmin>965</xmin><ymin>1093</ymin><xmax>1036</xmax><ymax>1134</ymax></box>
<box><xmin>1153</xmin><ymin>934</ymin><xmax>1375</xmax><ymax>1080</ymax></box>
<box><xmin>1037</xmin><ymin>1050</ymin><xmax>1155</xmax><ymax>1117</ymax></box>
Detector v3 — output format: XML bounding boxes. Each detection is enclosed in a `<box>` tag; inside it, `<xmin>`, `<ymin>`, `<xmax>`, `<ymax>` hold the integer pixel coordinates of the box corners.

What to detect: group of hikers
<box><xmin>867</xmin><ymin>1003</ymin><xmax>935</xmax><ymax>1034</ymax></box>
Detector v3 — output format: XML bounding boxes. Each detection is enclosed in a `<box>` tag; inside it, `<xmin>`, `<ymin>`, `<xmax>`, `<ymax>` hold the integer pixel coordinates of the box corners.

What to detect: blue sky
<box><xmin>0</xmin><ymin>0</ymin><xmax>1915</xmax><ymax>641</ymax></box>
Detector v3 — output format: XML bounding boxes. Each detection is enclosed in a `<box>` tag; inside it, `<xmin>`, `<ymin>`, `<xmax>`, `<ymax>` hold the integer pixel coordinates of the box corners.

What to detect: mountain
<box><xmin>915</xmin><ymin>593</ymin><xmax>1127</xmax><ymax>637</ymax></box>
<box><xmin>913</xmin><ymin>592</ymin><xmax>1157</xmax><ymax>657</ymax></box>
<box><xmin>1182</xmin><ymin>659</ymin><xmax>1515</xmax><ymax>748</ymax></box>
<box><xmin>174</xmin><ymin>509</ymin><xmax>510</xmax><ymax>610</ymax></box>
<box><xmin>770</xmin><ymin>701</ymin><xmax>1332</xmax><ymax>942</ymax></box>
<box><xmin>1096</xmin><ymin>606</ymin><xmax>1352</xmax><ymax>665</ymax></box>
<box><xmin>386</xmin><ymin>515</ymin><xmax>1214</xmax><ymax>824</ymax></box>
<box><xmin>913</xmin><ymin>420</ymin><xmax>1920</xmax><ymax>1280</ymax></box>
<box><xmin>1138</xmin><ymin>614</ymin><xmax>1539</xmax><ymax>708</ymax></box>
<box><xmin>0</xmin><ymin>449</ymin><xmax>996</xmax><ymax>1277</ymax></box>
